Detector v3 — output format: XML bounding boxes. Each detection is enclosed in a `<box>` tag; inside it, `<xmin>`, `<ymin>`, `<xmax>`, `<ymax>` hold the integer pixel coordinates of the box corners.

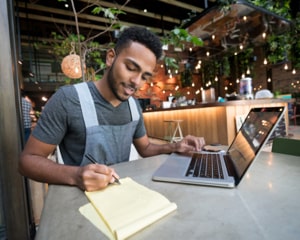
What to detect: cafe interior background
<box><xmin>1</xmin><ymin>0</ymin><xmax>300</xmax><ymax>239</ymax></box>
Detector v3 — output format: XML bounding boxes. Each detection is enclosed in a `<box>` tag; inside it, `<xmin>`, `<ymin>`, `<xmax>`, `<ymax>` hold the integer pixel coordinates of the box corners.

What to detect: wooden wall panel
<box><xmin>143</xmin><ymin>100</ymin><xmax>289</xmax><ymax>145</ymax></box>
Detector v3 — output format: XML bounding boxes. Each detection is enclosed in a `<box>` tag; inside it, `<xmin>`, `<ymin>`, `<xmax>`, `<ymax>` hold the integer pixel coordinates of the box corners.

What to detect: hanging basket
<box><xmin>61</xmin><ymin>54</ymin><xmax>83</xmax><ymax>79</ymax></box>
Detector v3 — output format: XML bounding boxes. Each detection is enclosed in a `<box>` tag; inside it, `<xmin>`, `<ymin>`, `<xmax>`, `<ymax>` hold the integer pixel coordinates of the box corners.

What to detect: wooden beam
<box><xmin>80</xmin><ymin>0</ymin><xmax>181</xmax><ymax>24</ymax></box>
<box><xmin>158</xmin><ymin>0</ymin><xmax>204</xmax><ymax>13</ymax></box>
<box><xmin>17</xmin><ymin>2</ymin><xmax>171</xmax><ymax>37</ymax></box>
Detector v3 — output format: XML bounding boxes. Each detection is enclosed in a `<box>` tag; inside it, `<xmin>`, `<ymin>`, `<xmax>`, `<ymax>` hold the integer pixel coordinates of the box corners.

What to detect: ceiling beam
<box><xmin>80</xmin><ymin>0</ymin><xmax>181</xmax><ymax>24</ymax></box>
<box><xmin>157</xmin><ymin>0</ymin><xmax>204</xmax><ymax>13</ymax></box>
<box><xmin>17</xmin><ymin>2</ymin><xmax>171</xmax><ymax>42</ymax></box>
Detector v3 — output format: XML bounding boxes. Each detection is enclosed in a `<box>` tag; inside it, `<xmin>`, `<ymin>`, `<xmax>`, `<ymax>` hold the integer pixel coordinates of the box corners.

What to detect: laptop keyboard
<box><xmin>185</xmin><ymin>153</ymin><xmax>224</xmax><ymax>179</ymax></box>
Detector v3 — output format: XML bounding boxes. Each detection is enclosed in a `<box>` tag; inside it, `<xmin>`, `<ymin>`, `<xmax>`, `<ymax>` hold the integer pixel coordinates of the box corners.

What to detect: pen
<box><xmin>85</xmin><ymin>154</ymin><xmax>121</xmax><ymax>185</ymax></box>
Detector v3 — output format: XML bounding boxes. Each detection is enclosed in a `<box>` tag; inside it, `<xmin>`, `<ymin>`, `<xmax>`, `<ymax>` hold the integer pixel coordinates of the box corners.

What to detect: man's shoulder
<box><xmin>54</xmin><ymin>84</ymin><xmax>79</xmax><ymax>100</ymax></box>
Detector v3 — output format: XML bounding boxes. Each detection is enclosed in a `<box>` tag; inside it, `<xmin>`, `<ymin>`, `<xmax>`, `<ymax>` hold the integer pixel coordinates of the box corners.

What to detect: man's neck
<box><xmin>94</xmin><ymin>78</ymin><xmax>122</xmax><ymax>107</ymax></box>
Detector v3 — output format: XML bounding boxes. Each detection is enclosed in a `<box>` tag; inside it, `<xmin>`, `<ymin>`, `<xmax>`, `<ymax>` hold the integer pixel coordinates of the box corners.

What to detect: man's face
<box><xmin>106</xmin><ymin>42</ymin><xmax>157</xmax><ymax>102</ymax></box>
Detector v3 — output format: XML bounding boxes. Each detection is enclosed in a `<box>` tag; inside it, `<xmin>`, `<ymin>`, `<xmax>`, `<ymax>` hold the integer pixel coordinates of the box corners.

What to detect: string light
<box><xmin>246</xmin><ymin>67</ymin><xmax>250</xmax><ymax>75</ymax></box>
<box><xmin>263</xmin><ymin>58</ymin><xmax>268</xmax><ymax>65</ymax></box>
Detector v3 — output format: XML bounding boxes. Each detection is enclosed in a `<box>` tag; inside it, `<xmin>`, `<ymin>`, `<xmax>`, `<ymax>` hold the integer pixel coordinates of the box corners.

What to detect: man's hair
<box><xmin>115</xmin><ymin>26</ymin><xmax>163</xmax><ymax>60</ymax></box>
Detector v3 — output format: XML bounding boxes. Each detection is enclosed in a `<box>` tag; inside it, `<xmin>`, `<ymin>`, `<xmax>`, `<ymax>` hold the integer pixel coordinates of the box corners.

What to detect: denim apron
<box><xmin>74</xmin><ymin>82</ymin><xmax>140</xmax><ymax>166</ymax></box>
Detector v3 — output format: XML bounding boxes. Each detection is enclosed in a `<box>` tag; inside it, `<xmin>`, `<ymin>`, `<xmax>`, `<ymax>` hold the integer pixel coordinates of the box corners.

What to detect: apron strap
<box><xmin>74</xmin><ymin>83</ymin><xmax>140</xmax><ymax>127</ymax></box>
<box><xmin>74</xmin><ymin>82</ymin><xmax>98</xmax><ymax>127</ymax></box>
<box><xmin>128</xmin><ymin>97</ymin><xmax>140</xmax><ymax>121</ymax></box>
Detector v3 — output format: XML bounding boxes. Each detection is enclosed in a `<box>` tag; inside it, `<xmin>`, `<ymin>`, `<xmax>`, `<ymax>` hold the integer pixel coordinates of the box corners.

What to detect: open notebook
<box><xmin>153</xmin><ymin>106</ymin><xmax>286</xmax><ymax>188</ymax></box>
<box><xmin>79</xmin><ymin>177</ymin><xmax>177</xmax><ymax>240</ymax></box>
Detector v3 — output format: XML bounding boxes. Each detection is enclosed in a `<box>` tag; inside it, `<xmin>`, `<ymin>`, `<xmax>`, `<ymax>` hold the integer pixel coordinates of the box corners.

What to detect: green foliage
<box><xmin>249</xmin><ymin>0</ymin><xmax>300</xmax><ymax>67</ymax></box>
<box><xmin>222</xmin><ymin>56</ymin><xmax>231</xmax><ymax>77</ymax></box>
<box><xmin>164</xmin><ymin>57</ymin><xmax>179</xmax><ymax>70</ymax></box>
<box><xmin>266</xmin><ymin>34</ymin><xmax>291</xmax><ymax>64</ymax></box>
<box><xmin>162</xmin><ymin>27</ymin><xmax>203</xmax><ymax>87</ymax></box>
<box><xmin>91</xmin><ymin>7</ymin><xmax>125</xmax><ymax>20</ymax></box>
<box><xmin>249</xmin><ymin>0</ymin><xmax>291</xmax><ymax>19</ymax></box>
<box><xmin>180</xmin><ymin>66</ymin><xmax>193</xmax><ymax>88</ymax></box>
<box><xmin>162</xmin><ymin>28</ymin><xmax>203</xmax><ymax>50</ymax></box>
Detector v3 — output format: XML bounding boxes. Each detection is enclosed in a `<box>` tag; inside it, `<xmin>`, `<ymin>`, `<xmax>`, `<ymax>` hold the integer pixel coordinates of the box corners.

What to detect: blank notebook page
<box><xmin>81</xmin><ymin>177</ymin><xmax>177</xmax><ymax>240</ymax></box>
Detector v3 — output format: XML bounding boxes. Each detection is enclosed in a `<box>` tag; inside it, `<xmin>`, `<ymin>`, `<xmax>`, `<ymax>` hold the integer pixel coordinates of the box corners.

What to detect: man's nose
<box><xmin>130</xmin><ymin>73</ymin><xmax>143</xmax><ymax>85</ymax></box>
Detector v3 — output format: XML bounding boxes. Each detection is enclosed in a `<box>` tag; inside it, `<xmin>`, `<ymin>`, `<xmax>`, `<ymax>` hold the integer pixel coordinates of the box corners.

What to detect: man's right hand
<box><xmin>77</xmin><ymin>164</ymin><xmax>120</xmax><ymax>191</ymax></box>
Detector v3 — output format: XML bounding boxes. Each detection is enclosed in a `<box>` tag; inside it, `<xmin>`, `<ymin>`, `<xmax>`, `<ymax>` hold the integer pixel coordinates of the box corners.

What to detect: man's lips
<box><xmin>123</xmin><ymin>84</ymin><xmax>136</xmax><ymax>95</ymax></box>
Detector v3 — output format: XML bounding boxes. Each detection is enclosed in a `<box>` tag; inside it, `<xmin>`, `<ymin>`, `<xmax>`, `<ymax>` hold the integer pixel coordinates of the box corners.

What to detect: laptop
<box><xmin>152</xmin><ymin>106</ymin><xmax>286</xmax><ymax>188</ymax></box>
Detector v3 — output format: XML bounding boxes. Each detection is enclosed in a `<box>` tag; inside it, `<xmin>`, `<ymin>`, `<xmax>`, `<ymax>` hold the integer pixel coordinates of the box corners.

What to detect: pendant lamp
<box><xmin>61</xmin><ymin>42</ymin><xmax>83</xmax><ymax>79</ymax></box>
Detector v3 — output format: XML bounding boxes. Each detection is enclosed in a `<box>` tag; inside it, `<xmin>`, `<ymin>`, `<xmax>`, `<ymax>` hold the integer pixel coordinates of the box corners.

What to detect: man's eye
<box><xmin>142</xmin><ymin>75</ymin><xmax>151</xmax><ymax>81</ymax></box>
<box><xmin>126</xmin><ymin>65</ymin><xmax>136</xmax><ymax>71</ymax></box>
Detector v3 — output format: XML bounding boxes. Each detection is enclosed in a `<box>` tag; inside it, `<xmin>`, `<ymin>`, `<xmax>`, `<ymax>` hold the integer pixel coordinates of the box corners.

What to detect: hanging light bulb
<box><xmin>284</xmin><ymin>63</ymin><xmax>288</xmax><ymax>70</ymax></box>
<box><xmin>267</xmin><ymin>77</ymin><xmax>272</xmax><ymax>82</ymax></box>
<box><xmin>262</xmin><ymin>32</ymin><xmax>266</xmax><ymax>39</ymax></box>
<box><xmin>263</xmin><ymin>58</ymin><xmax>268</xmax><ymax>65</ymax></box>
<box><xmin>246</xmin><ymin>67</ymin><xmax>250</xmax><ymax>75</ymax></box>
<box><xmin>212</xmin><ymin>34</ymin><xmax>215</xmax><ymax>40</ymax></box>
<box><xmin>206</xmin><ymin>51</ymin><xmax>210</xmax><ymax>57</ymax></box>
<box><xmin>214</xmin><ymin>76</ymin><xmax>218</xmax><ymax>81</ymax></box>
<box><xmin>292</xmin><ymin>68</ymin><xmax>296</xmax><ymax>74</ymax></box>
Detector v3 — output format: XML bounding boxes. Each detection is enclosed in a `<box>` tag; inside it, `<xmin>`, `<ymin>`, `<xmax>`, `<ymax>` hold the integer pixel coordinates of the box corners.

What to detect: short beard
<box><xmin>106</xmin><ymin>61</ymin><xmax>127</xmax><ymax>102</ymax></box>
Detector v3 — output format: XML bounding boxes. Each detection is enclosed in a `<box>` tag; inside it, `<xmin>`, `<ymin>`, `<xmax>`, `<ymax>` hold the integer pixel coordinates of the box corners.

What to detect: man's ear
<box><xmin>106</xmin><ymin>49</ymin><xmax>116</xmax><ymax>67</ymax></box>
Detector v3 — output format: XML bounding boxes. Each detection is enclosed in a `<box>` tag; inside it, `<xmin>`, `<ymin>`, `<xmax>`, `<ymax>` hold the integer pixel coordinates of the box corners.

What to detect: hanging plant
<box><xmin>180</xmin><ymin>63</ymin><xmax>193</xmax><ymax>88</ymax></box>
<box><xmin>266</xmin><ymin>34</ymin><xmax>291</xmax><ymax>64</ymax></box>
<box><xmin>221</xmin><ymin>56</ymin><xmax>231</xmax><ymax>77</ymax></box>
<box><xmin>202</xmin><ymin>60</ymin><xmax>219</xmax><ymax>88</ymax></box>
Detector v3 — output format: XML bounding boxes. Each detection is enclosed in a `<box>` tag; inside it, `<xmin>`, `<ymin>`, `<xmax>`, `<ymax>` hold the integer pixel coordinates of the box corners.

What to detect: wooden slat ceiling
<box><xmin>16</xmin><ymin>0</ymin><xmax>217</xmax><ymax>45</ymax></box>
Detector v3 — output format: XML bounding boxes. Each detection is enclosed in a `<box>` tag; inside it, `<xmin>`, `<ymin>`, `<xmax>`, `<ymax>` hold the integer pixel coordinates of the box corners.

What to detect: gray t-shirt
<box><xmin>32</xmin><ymin>81</ymin><xmax>146</xmax><ymax>165</ymax></box>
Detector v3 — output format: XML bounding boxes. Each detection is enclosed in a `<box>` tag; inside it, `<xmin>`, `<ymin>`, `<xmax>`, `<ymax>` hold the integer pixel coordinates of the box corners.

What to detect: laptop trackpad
<box><xmin>153</xmin><ymin>153</ymin><xmax>190</xmax><ymax>178</ymax></box>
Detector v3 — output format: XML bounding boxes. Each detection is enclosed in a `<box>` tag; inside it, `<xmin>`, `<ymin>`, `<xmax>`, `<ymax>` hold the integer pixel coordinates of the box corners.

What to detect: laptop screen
<box><xmin>227</xmin><ymin>107</ymin><xmax>285</xmax><ymax>180</ymax></box>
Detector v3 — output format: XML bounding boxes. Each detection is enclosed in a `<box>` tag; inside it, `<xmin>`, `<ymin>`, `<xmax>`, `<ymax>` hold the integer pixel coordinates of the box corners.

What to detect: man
<box><xmin>19</xmin><ymin>27</ymin><xmax>205</xmax><ymax>191</ymax></box>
